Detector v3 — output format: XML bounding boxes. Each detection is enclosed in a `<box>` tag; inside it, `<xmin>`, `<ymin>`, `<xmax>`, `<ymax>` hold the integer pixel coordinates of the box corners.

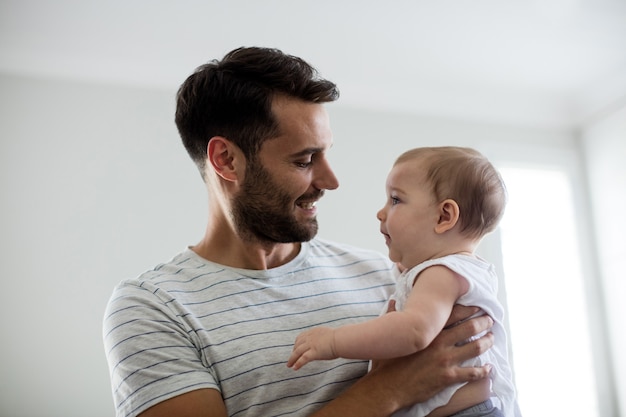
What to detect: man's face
<box><xmin>231</xmin><ymin>96</ymin><xmax>339</xmax><ymax>243</ymax></box>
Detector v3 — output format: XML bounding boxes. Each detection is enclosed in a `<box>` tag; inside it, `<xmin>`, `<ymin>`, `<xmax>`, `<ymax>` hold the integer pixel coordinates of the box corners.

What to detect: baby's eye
<box><xmin>390</xmin><ymin>196</ymin><xmax>400</xmax><ymax>205</ymax></box>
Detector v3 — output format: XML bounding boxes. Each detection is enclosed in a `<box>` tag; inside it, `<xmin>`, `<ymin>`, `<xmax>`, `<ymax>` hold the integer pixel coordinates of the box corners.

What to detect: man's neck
<box><xmin>191</xmin><ymin>231</ymin><xmax>302</xmax><ymax>270</ymax></box>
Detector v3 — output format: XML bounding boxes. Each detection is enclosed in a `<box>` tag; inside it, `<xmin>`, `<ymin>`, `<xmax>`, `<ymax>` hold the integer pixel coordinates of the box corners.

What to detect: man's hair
<box><xmin>175</xmin><ymin>47</ymin><xmax>339</xmax><ymax>178</ymax></box>
<box><xmin>396</xmin><ymin>146</ymin><xmax>507</xmax><ymax>239</ymax></box>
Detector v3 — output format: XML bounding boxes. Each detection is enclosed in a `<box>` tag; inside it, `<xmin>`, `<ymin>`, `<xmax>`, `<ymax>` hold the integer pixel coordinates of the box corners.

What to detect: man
<box><xmin>103</xmin><ymin>46</ymin><xmax>493</xmax><ymax>417</ymax></box>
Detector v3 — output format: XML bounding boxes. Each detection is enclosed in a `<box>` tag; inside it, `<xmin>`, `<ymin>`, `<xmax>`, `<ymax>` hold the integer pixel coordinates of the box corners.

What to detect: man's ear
<box><xmin>435</xmin><ymin>199</ymin><xmax>460</xmax><ymax>234</ymax></box>
<box><xmin>207</xmin><ymin>137</ymin><xmax>241</xmax><ymax>182</ymax></box>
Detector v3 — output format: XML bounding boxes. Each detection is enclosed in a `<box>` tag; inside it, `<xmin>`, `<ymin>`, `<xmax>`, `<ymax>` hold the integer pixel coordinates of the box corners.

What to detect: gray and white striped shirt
<box><xmin>103</xmin><ymin>238</ymin><xmax>395</xmax><ymax>417</ymax></box>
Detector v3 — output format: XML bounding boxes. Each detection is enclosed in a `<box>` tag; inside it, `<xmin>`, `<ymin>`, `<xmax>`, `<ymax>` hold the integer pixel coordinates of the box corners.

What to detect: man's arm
<box><xmin>138</xmin><ymin>389</ymin><xmax>227</xmax><ymax>417</ymax></box>
<box><xmin>138</xmin><ymin>310</ymin><xmax>493</xmax><ymax>417</ymax></box>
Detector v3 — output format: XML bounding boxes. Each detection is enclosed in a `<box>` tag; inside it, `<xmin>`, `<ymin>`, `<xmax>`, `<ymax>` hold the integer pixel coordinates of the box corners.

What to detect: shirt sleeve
<box><xmin>102</xmin><ymin>281</ymin><xmax>218</xmax><ymax>417</ymax></box>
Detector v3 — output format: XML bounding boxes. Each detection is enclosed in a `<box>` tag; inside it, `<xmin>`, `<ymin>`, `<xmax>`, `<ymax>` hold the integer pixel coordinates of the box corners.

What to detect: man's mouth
<box><xmin>297</xmin><ymin>201</ymin><xmax>317</xmax><ymax>210</ymax></box>
<box><xmin>296</xmin><ymin>191</ymin><xmax>324</xmax><ymax>210</ymax></box>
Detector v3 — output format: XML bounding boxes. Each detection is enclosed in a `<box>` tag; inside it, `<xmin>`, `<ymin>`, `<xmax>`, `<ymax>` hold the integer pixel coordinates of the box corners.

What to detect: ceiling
<box><xmin>2</xmin><ymin>0</ymin><xmax>626</xmax><ymax>129</ymax></box>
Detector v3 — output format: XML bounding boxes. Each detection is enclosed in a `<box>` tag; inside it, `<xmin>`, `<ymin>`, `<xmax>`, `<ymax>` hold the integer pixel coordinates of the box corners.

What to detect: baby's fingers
<box><xmin>287</xmin><ymin>341</ymin><xmax>307</xmax><ymax>368</ymax></box>
<box><xmin>287</xmin><ymin>352</ymin><xmax>306</xmax><ymax>370</ymax></box>
<box><xmin>287</xmin><ymin>353</ymin><xmax>298</xmax><ymax>368</ymax></box>
<box><xmin>289</xmin><ymin>353</ymin><xmax>312</xmax><ymax>370</ymax></box>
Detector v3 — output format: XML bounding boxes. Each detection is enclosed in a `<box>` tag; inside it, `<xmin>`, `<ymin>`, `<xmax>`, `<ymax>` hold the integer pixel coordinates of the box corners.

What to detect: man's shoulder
<box><xmin>112</xmin><ymin>248</ymin><xmax>216</xmax><ymax>294</ymax></box>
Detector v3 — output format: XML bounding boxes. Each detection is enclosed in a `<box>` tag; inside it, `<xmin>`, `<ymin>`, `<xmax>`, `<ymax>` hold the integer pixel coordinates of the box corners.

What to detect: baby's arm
<box><xmin>288</xmin><ymin>265</ymin><xmax>468</xmax><ymax>370</ymax></box>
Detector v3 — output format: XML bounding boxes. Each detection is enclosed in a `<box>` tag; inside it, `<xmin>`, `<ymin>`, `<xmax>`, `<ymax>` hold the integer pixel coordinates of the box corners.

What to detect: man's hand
<box><xmin>287</xmin><ymin>326</ymin><xmax>337</xmax><ymax>370</ymax></box>
<box><xmin>444</xmin><ymin>304</ymin><xmax>485</xmax><ymax>329</ymax></box>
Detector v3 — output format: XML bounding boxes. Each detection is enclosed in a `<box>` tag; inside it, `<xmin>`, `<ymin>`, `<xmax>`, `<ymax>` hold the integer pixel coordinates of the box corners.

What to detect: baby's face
<box><xmin>376</xmin><ymin>161</ymin><xmax>440</xmax><ymax>269</ymax></box>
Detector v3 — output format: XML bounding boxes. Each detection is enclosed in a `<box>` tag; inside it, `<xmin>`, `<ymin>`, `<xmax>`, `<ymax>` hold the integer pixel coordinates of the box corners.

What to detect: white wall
<box><xmin>0</xmin><ymin>74</ymin><xmax>205</xmax><ymax>417</ymax></box>
<box><xmin>0</xmin><ymin>72</ymin><xmax>601</xmax><ymax>416</ymax></box>
<box><xmin>581</xmin><ymin>104</ymin><xmax>626</xmax><ymax>415</ymax></box>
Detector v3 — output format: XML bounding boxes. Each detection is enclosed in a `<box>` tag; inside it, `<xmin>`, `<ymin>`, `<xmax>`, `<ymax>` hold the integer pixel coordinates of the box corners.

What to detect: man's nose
<box><xmin>314</xmin><ymin>158</ymin><xmax>339</xmax><ymax>191</ymax></box>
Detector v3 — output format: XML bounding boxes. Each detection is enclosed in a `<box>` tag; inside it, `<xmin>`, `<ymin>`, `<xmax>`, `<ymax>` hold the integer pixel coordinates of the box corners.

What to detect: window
<box><xmin>497</xmin><ymin>166</ymin><xmax>599</xmax><ymax>416</ymax></box>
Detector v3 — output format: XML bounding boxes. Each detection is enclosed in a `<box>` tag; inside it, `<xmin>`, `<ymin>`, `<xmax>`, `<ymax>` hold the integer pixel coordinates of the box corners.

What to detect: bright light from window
<box><xmin>498</xmin><ymin>167</ymin><xmax>599</xmax><ymax>416</ymax></box>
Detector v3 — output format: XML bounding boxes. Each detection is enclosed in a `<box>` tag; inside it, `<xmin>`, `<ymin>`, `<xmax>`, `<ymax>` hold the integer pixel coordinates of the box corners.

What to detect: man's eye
<box><xmin>295</xmin><ymin>161</ymin><xmax>312</xmax><ymax>168</ymax></box>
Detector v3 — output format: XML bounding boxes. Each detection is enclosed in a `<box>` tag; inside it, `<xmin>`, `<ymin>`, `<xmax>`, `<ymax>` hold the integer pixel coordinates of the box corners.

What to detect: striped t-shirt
<box><xmin>103</xmin><ymin>238</ymin><xmax>396</xmax><ymax>417</ymax></box>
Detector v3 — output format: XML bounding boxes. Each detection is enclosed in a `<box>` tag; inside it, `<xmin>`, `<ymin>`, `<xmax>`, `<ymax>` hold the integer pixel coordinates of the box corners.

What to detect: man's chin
<box><xmin>277</xmin><ymin>226</ymin><xmax>318</xmax><ymax>243</ymax></box>
<box><xmin>251</xmin><ymin>228</ymin><xmax>317</xmax><ymax>245</ymax></box>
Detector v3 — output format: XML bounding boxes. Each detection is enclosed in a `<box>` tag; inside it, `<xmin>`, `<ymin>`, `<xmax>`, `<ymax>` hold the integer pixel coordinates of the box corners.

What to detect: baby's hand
<box><xmin>287</xmin><ymin>326</ymin><xmax>337</xmax><ymax>370</ymax></box>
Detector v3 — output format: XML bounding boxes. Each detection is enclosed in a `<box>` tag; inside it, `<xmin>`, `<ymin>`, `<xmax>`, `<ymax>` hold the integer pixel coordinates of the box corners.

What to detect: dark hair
<box><xmin>175</xmin><ymin>47</ymin><xmax>339</xmax><ymax>178</ymax></box>
<box><xmin>396</xmin><ymin>146</ymin><xmax>507</xmax><ymax>239</ymax></box>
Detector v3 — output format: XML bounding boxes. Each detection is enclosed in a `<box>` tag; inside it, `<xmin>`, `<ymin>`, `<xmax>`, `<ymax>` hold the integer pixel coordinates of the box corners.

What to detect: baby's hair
<box><xmin>395</xmin><ymin>146</ymin><xmax>507</xmax><ymax>239</ymax></box>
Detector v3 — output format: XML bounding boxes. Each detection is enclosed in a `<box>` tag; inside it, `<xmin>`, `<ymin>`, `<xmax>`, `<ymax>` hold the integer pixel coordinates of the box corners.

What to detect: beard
<box><xmin>231</xmin><ymin>159</ymin><xmax>321</xmax><ymax>243</ymax></box>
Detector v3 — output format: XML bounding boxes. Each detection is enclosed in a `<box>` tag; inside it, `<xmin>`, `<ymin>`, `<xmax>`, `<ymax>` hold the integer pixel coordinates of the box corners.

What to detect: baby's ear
<box><xmin>435</xmin><ymin>199</ymin><xmax>460</xmax><ymax>234</ymax></box>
